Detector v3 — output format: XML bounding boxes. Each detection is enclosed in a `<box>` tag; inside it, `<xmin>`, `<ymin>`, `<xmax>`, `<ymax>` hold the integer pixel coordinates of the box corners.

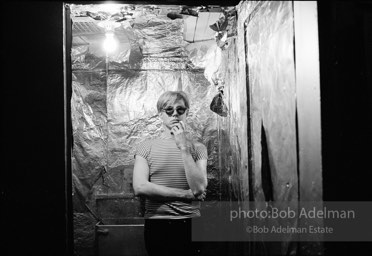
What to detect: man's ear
<box><xmin>159</xmin><ymin>111</ymin><xmax>168</xmax><ymax>122</ymax></box>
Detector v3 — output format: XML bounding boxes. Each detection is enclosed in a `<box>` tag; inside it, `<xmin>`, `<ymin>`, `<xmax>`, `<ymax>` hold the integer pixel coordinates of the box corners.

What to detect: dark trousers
<box><xmin>144</xmin><ymin>218</ymin><xmax>201</xmax><ymax>256</ymax></box>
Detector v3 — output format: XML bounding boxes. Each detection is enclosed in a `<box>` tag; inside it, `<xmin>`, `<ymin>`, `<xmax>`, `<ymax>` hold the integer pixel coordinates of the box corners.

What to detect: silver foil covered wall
<box><xmin>70</xmin><ymin>12</ymin><xmax>225</xmax><ymax>254</ymax></box>
<box><xmin>69</xmin><ymin>4</ymin><xmax>250</xmax><ymax>254</ymax></box>
<box><xmin>71</xmin><ymin>13</ymin><xmax>224</xmax><ymax>218</ymax></box>
<box><xmin>240</xmin><ymin>1</ymin><xmax>298</xmax><ymax>255</ymax></box>
<box><xmin>216</xmin><ymin>37</ymin><xmax>248</xmax><ymax>202</ymax></box>
<box><xmin>70</xmin><ymin>2</ymin><xmax>323</xmax><ymax>256</ymax></box>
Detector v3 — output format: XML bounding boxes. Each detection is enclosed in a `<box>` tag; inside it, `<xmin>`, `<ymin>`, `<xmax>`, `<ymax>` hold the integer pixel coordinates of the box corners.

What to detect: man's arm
<box><xmin>180</xmin><ymin>144</ymin><xmax>208</xmax><ymax>197</ymax></box>
<box><xmin>172</xmin><ymin>121</ymin><xmax>208</xmax><ymax>197</ymax></box>
<box><xmin>132</xmin><ymin>155</ymin><xmax>195</xmax><ymax>201</ymax></box>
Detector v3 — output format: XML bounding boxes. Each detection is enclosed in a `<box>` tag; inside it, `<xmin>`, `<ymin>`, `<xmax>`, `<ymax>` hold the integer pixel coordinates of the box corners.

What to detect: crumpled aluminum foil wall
<box><xmin>185</xmin><ymin>40</ymin><xmax>215</xmax><ymax>69</ymax></box>
<box><xmin>71</xmin><ymin>13</ymin><xmax>221</xmax><ymax>213</ymax></box>
<box><xmin>132</xmin><ymin>15</ymin><xmax>188</xmax><ymax>58</ymax></box>
<box><xmin>71</xmin><ymin>71</ymin><xmax>108</xmax><ymax>208</ymax></box>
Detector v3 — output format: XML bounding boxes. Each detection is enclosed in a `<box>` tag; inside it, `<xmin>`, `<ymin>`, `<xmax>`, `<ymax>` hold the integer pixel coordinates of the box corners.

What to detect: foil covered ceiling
<box><xmin>69</xmin><ymin>3</ymin><xmax>235</xmax><ymax>43</ymax></box>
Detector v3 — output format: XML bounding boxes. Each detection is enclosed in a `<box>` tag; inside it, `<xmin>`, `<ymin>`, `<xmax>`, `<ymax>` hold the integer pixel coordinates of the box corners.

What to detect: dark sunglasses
<box><xmin>162</xmin><ymin>107</ymin><xmax>187</xmax><ymax>116</ymax></box>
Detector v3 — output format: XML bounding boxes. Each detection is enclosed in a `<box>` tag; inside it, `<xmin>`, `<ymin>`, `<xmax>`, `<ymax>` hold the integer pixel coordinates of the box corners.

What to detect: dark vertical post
<box><xmin>244</xmin><ymin>19</ymin><xmax>254</xmax><ymax>204</ymax></box>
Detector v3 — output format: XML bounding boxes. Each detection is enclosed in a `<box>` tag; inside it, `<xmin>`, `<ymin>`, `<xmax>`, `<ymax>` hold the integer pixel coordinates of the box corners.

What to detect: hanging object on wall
<box><xmin>209</xmin><ymin>7</ymin><xmax>237</xmax><ymax>49</ymax></box>
<box><xmin>203</xmin><ymin>43</ymin><xmax>222</xmax><ymax>86</ymax></box>
<box><xmin>209</xmin><ymin>14</ymin><xmax>229</xmax><ymax>32</ymax></box>
<box><xmin>210</xmin><ymin>88</ymin><xmax>228</xmax><ymax>117</ymax></box>
<box><xmin>215</xmin><ymin>31</ymin><xmax>228</xmax><ymax>49</ymax></box>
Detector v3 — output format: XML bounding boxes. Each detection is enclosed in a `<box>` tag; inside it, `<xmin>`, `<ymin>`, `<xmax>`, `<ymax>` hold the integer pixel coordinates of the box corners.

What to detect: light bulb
<box><xmin>103</xmin><ymin>32</ymin><xmax>118</xmax><ymax>53</ymax></box>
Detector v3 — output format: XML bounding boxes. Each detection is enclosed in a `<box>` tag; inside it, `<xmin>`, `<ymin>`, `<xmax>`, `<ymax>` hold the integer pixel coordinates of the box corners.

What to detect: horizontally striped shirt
<box><xmin>134</xmin><ymin>137</ymin><xmax>208</xmax><ymax>219</ymax></box>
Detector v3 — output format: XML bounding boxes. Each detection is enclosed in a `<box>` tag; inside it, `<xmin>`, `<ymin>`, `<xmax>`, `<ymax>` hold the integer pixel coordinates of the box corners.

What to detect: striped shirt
<box><xmin>134</xmin><ymin>137</ymin><xmax>208</xmax><ymax>219</ymax></box>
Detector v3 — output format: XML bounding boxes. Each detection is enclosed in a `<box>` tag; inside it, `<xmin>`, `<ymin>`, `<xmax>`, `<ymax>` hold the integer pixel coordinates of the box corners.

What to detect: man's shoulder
<box><xmin>192</xmin><ymin>141</ymin><xmax>205</xmax><ymax>147</ymax></box>
<box><xmin>136</xmin><ymin>138</ymin><xmax>154</xmax><ymax>148</ymax></box>
<box><xmin>137</xmin><ymin>137</ymin><xmax>170</xmax><ymax>147</ymax></box>
<box><xmin>191</xmin><ymin>140</ymin><xmax>207</xmax><ymax>150</ymax></box>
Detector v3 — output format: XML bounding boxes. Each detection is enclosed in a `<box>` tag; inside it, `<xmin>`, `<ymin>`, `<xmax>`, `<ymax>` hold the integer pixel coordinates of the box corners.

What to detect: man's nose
<box><xmin>172</xmin><ymin>111</ymin><xmax>179</xmax><ymax>117</ymax></box>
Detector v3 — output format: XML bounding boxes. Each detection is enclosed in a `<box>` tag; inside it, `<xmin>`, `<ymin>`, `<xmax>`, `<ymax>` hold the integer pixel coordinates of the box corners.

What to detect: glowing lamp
<box><xmin>103</xmin><ymin>32</ymin><xmax>118</xmax><ymax>53</ymax></box>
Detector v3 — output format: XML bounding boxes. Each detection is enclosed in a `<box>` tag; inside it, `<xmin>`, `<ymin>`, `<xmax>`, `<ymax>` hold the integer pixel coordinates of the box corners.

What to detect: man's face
<box><xmin>159</xmin><ymin>99</ymin><xmax>188</xmax><ymax>130</ymax></box>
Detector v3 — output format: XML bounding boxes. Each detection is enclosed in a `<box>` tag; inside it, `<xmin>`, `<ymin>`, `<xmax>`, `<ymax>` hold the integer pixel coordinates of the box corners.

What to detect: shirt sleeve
<box><xmin>134</xmin><ymin>140</ymin><xmax>151</xmax><ymax>160</ymax></box>
<box><xmin>193</xmin><ymin>143</ymin><xmax>208</xmax><ymax>161</ymax></box>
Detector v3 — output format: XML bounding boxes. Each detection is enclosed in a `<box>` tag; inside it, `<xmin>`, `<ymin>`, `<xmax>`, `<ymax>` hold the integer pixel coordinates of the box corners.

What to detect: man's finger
<box><xmin>179</xmin><ymin>121</ymin><xmax>186</xmax><ymax>130</ymax></box>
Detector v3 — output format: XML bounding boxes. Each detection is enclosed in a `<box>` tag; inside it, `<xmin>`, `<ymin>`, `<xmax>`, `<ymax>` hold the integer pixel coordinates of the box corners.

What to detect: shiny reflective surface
<box><xmin>70</xmin><ymin>4</ymin><xmax>235</xmax><ymax>254</ymax></box>
<box><xmin>70</xmin><ymin>8</ymin><xmax>221</xmax><ymax>214</ymax></box>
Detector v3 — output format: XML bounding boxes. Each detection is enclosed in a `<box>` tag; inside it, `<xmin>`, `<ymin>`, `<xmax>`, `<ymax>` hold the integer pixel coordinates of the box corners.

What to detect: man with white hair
<box><xmin>133</xmin><ymin>90</ymin><xmax>208</xmax><ymax>256</ymax></box>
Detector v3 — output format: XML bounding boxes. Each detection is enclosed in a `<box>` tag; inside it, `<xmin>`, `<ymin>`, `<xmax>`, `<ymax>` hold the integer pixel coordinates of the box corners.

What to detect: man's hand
<box><xmin>194</xmin><ymin>190</ymin><xmax>206</xmax><ymax>201</ymax></box>
<box><xmin>171</xmin><ymin>121</ymin><xmax>189</xmax><ymax>149</ymax></box>
<box><xmin>186</xmin><ymin>189</ymin><xmax>206</xmax><ymax>201</ymax></box>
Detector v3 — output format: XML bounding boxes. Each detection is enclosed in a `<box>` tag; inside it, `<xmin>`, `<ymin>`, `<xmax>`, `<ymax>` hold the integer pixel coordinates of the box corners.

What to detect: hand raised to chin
<box><xmin>171</xmin><ymin>121</ymin><xmax>190</xmax><ymax>150</ymax></box>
